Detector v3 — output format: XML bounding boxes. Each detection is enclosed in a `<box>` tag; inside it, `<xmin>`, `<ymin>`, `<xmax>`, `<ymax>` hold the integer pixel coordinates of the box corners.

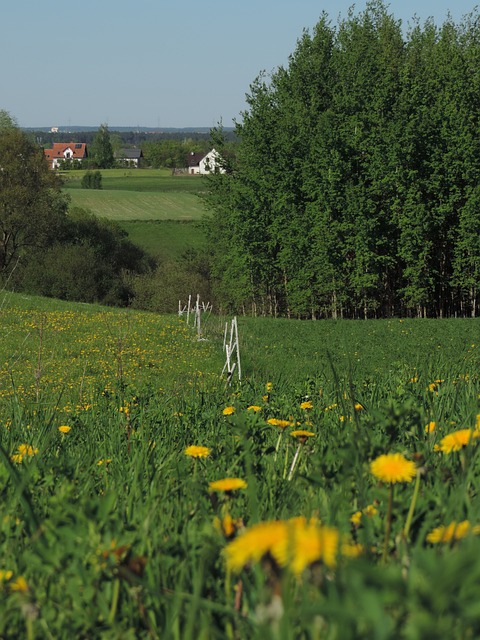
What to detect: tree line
<box><xmin>203</xmin><ymin>1</ymin><xmax>480</xmax><ymax>318</ymax></box>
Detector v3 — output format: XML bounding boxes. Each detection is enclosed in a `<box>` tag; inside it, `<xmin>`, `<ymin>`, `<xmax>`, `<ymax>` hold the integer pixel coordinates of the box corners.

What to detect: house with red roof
<box><xmin>44</xmin><ymin>142</ymin><xmax>88</xmax><ymax>169</ymax></box>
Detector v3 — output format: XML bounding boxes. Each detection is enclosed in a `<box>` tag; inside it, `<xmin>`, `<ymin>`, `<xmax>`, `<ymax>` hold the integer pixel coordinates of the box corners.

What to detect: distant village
<box><xmin>42</xmin><ymin>140</ymin><xmax>225</xmax><ymax>174</ymax></box>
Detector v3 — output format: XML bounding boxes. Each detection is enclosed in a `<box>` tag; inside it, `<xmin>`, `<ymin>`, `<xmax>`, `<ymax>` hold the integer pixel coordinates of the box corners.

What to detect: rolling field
<box><xmin>62</xmin><ymin>169</ymin><xmax>208</xmax><ymax>253</ymax></box>
<box><xmin>65</xmin><ymin>189</ymin><xmax>205</xmax><ymax>221</ymax></box>
<box><xmin>2</xmin><ymin>291</ymin><xmax>480</xmax><ymax>637</ymax></box>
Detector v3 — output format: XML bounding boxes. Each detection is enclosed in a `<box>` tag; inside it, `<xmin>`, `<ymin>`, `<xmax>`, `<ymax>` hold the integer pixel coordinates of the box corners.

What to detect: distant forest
<box><xmin>25</xmin><ymin>128</ymin><xmax>236</xmax><ymax>147</ymax></box>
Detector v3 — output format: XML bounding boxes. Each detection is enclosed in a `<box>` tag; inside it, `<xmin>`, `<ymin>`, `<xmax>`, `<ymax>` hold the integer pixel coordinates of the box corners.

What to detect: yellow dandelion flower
<box><xmin>428</xmin><ymin>383</ymin><xmax>437</xmax><ymax>392</ymax></box>
<box><xmin>10</xmin><ymin>576</ymin><xmax>28</xmax><ymax>593</ymax></box>
<box><xmin>225</xmin><ymin>518</ymin><xmax>340</xmax><ymax>575</ymax></box>
<box><xmin>325</xmin><ymin>403</ymin><xmax>338</xmax><ymax>411</ymax></box>
<box><xmin>354</xmin><ymin>403</ymin><xmax>364</xmax><ymax>411</ymax></box>
<box><xmin>0</xmin><ymin>570</ymin><xmax>13</xmax><ymax>582</ymax></box>
<box><xmin>370</xmin><ymin>453</ymin><xmax>416</xmax><ymax>484</ymax></box>
<box><xmin>290</xmin><ymin>430</ymin><xmax>315</xmax><ymax>439</ymax></box>
<box><xmin>209</xmin><ymin>478</ymin><xmax>247</xmax><ymax>492</ymax></box>
<box><xmin>341</xmin><ymin>541</ymin><xmax>364</xmax><ymax>558</ymax></box>
<box><xmin>435</xmin><ymin>429</ymin><xmax>480</xmax><ymax>454</ymax></box>
<box><xmin>351</xmin><ymin>511</ymin><xmax>363</xmax><ymax>526</ymax></box>
<box><xmin>247</xmin><ymin>405</ymin><xmax>262</xmax><ymax>412</ymax></box>
<box><xmin>214</xmin><ymin>514</ymin><xmax>242</xmax><ymax>539</ymax></box>
<box><xmin>17</xmin><ymin>444</ymin><xmax>38</xmax><ymax>457</ymax></box>
<box><xmin>97</xmin><ymin>458</ymin><xmax>112</xmax><ymax>466</ymax></box>
<box><xmin>426</xmin><ymin>520</ymin><xmax>480</xmax><ymax>544</ymax></box>
<box><xmin>293</xmin><ymin>524</ymin><xmax>339</xmax><ymax>573</ymax></box>
<box><xmin>266</xmin><ymin>382</ymin><xmax>273</xmax><ymax>392</ymax></box>
<box><xmin>300</xmin><ymin>401</ymin><xmax>313</xmax><ymax>410</ymax></box>
<box><xmin>184</xmin><ymin>445</ymin><xmax>211</xmax><ymax>458</ymax></box>
<box><xmin>10</xmin><ymin>454</ymin><xmax>23</xmax><ymax>464</ymax></box>
<box><xmin>425</xmin><ymin>421</ymin><xmax>436</xmax><ymax>434</ymax></box>
<box><xmin>58</xmin><ymin>425</ymin><xmax>71</xmax><ymax>434</ymax></box>
<box><xmin>225</xmin><ymin>520</ymin><xmax>286</xmax><ymax>571</ymax></box>
<box><xmin>363</xmin><ymin>504</ymin><xmax>378</xmax><ymax>518</ymax></box>
<box><xmin>222</xmin><ymin>406</ymin><xmax>235</xmax><ymax>416</ymax></box>
<box><xmin>267</xmin><ymin>418</ymin><xmax>292</xmax><ymax>429</ymax></box>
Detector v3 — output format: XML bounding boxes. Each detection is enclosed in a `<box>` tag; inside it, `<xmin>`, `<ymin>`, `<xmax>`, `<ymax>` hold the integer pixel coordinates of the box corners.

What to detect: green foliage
<box><xmin>17</xmin><ymin>208</ymin><xmax>152</xmax><ymax>306</ymax></box>
<box><xmin>81</xmin><ymin>170</ymin><xmax>102</xmax><ymax>189</ymax></box>
<box><xmin>204</xmin><ymin>2</ymin><xmax>480</xmax><ymax>318</ymax></box>
<box><xmin>89</xmin><ymin>123</ymin><xmax>115</xmax><ymax>169</ymax></box>
<box><xmin>0</xmin><ymin>126</ymin><xmax>69</xmax><ymax>275</ymax></box>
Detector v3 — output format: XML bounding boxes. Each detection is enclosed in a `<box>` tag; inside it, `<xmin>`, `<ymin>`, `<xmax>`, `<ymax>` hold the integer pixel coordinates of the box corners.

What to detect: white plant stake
<box><xmin>222</xmin><ymin>316</ymin><xmax>241</xmax><ymax>384</ymax></box>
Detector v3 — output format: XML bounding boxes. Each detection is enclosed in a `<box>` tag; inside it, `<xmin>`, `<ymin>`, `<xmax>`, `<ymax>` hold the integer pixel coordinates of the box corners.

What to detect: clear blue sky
<box><xmin>1</xmin><ymin>0</ymin><xmax>477</xmax><ymax>129</ymax></box>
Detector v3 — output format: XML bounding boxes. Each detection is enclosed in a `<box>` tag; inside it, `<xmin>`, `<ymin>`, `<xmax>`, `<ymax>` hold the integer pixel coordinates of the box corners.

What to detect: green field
<box><xmin>65</xmin><ymin>189</ymin><xmax>205</xmax><ymax>221</ymax></box>
<box><xmin>118</xmin><ymin>220</ymin><xmax>206</xmax><ymax>260</ymax></box>
<box><xmin>2</xmin><ymin>291</ymin><xmax>480</xmax><ymax>637</ymax></box>
<box><xmin>62</xmin><ymin>170</ymin><xmax>208</xmax><ymax>255</ymax></box>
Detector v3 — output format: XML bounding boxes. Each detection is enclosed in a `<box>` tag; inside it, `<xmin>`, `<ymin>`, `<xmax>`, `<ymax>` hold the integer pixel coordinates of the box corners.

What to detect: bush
<box><xmin>81</xmin><ymin>170</ymin><xmax>102</xmax><ymax>189</ymax></box>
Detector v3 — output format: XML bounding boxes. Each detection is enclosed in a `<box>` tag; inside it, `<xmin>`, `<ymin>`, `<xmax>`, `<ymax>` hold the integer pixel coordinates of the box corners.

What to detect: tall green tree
<box><xmin>204</xmin><ymin>1</ymin><xmax>480</xmax><ymax>318</ymax></box>
<box><xmin>0</xmin><ymin>126</ymin><xmax>69</xmax><ymax>275</ymax></box>
<box><xmin>89</xmin><ymin>123</ymin><xmax>114</xmax><ymax>169</ymax></box>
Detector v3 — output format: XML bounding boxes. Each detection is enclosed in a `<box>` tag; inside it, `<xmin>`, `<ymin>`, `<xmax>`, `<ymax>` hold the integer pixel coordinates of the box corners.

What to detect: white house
<box><xmin>186</xmin><ymin>148</ymin><xmax>225</xmax><ymax>175</ymax></box>
<box><xmin>44</xmin><ymin>142</ymin><xmax>88</xmax><ymax>169</ymax></box>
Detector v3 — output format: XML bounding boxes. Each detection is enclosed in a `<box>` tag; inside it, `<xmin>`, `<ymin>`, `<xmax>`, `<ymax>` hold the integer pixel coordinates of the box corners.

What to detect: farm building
<box><xmin>114</xmin><ymin>148</ymin><xmax>144</xmax><ymax>167</ymax></box>
<box><xmin>186</xmin><ymin>149</ymin><xmax>225</xmax><ymax>175</ymax></box>
<box><xmin>44</xmin><ymin>142</ymin><xmax>88</xmax><ymax>169</ymax></box>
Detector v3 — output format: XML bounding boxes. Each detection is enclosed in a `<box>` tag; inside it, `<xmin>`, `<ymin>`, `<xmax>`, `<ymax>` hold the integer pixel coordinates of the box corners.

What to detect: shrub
<box><xmin>81</xmin><ymin>170</ymin><xmax>102</xmax><ymax>189</ymax></box>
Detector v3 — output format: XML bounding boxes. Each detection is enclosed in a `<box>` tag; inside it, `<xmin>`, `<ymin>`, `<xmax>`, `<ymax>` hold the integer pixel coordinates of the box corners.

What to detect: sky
<box><xmin>1</xmin><ymin>0</ymin><xmax>478</xmax><ymax>130</ymax></box>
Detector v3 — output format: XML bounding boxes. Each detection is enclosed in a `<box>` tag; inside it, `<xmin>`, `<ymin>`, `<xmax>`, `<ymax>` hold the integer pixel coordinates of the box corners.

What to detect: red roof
<box><xmin>44</xmin><ymin>142</ymin><xmax>87</xmax><ymax>167</ymax></box>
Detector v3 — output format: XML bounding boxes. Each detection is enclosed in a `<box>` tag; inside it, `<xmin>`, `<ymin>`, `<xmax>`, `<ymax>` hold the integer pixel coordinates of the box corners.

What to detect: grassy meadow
<box><xmin>62</xmin><ymin>169</ymin><xmax>207</xmax><ymax>258</ymax></box>
<box><xmin>2</xmin><ymin>290</ymin><xmax>480</xmax><ymax>638</ymax></box>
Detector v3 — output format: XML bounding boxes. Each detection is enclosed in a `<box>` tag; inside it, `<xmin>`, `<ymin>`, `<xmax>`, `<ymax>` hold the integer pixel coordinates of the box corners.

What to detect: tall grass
<box><xmin>1</xmin><ymin>293</ymin><xmax>480</xmax><ymax>638</ymax></box>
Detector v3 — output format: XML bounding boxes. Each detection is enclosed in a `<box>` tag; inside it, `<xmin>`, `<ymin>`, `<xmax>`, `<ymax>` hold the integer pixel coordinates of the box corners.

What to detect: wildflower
<box><xmin>97</xmin><ymin>458</ymin><xmax>112</xmax><ymax>466</ymax></box>
<box><xmin>300</xmin><ymin>401</ymin><xmax>313</xmax><ymax>410</ymax></box>
<box><xmin>247</xmin><ymin>405</ymin><xmax>262</xmax><ymax>412</ymax></box>
<box><xmin>224</xmin><ymin>517</ymin><xmax>341</xmax><ymax>575</ymax></box>
<box><xmin>266</xmin><ymin>382</ymin><xmax>273</xmax><ymax>392</ymax></box>
<box><xmin>370</xmin><ymin>453</ymin><xmax>416</xmax><ymax>484</ymax></box>
<box><xmin>214</xmin><ymin>514</ymin><xmax>242</xmax><ymax>539</ymax></box>
<box><xmin>222</xmin><ymin>406</ymin><xmax>235</xmax><ymax>416</ymax></box>
<box><xmin>435</xmin><ymin>429</ymin><xmax>480</xmax><ymax>454</ymax></box>
<box><xmin>410</xmin><ymin>376</ymin><xmax>418</xmax><ymax>383</ymax></box>
<box><xmin>425</xmin><ymin>421</ymin><xmax>436</xmax><ymax>434</ymax></box>
<box><xmin>17</xmin><ymin>444</ymin><xmax>38</xmax><ymax>457</ymax></box>
<box><xmin>351</xmin><ymin>511</ymin><xmax>363</xmax><ymax>527</ymax></box>
<box><xmin>0</xmin><ymin>570</ymin><xmax>13</xmax><ymax>583</ymax></box>
<box><xmin>267</xmin><ymin>418</ymin><xmax>292</xmax><ymax>429</ymax></box>
<box><xmin>341</xmin><ymin>542</ymin><xmax>364</xmax><ymax>558</ymax></box>
<box><xmin>426</xmin><ymin>520</ymin><xmax>480</xmax><ymax>544</ymax></box>
<box><xmin>58</xmin><ymin>425</ymin><xmax>71</xmax><ymax>434</ymax></box>
<box><xmin>10</xmin><ymin>576</ymin><xmax>28</xmax><ymax>593</ymax></box>
<box><xmin>428</xmin><ymin>383</ymin><xmax>438</xmax><ymax>393</ymax></box>
<box><xmin>11</xmin><ymin>444</ymin><xmax>38</xmax><ymax>463</ymax></box>
<box><xmin>209</xmin><ymin>478</ymin><xmax>247</xmax><ymax>492</ymax></box>
<box><xmin>225</xmin><ymin>520</ymin><xmax>286</xmax><ymax>571</ymax></box>
<box><xmin>363</xmin><ymin>504</ymin><xmax>378</xmax><ymax>517</ymax></box>
<box><xmin>290</xmin><ymin>430</ymin><xmax>315</xmax><ymax>440</ymax></box>
<box><xmin>184</xmin><ymin>445</ymin><xmax>211</xmax><ymax>458</ymax></box>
